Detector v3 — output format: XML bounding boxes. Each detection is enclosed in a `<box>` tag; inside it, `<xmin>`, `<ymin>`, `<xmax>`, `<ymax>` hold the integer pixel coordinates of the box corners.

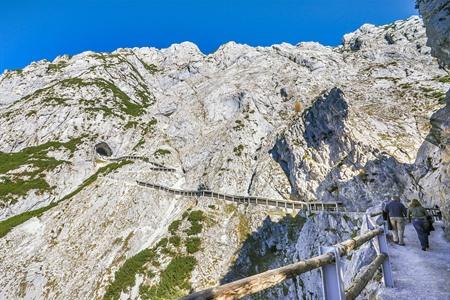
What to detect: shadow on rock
<box><xmin>220</xmin><ymin>211</ymin><xmax>366</xmax><ymax>299</ymax></box>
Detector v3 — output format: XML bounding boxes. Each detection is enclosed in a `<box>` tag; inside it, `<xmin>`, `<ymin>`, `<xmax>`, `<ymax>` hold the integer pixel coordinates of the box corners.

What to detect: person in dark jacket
<box><xmin>408</xmin><ymin>199</ymin><xmax>430</xmax><ymax>251</ymax></box>
<box><xmin>383</xmin><ymin>196</ymin><xmax>407</xmax><ymax>245</ymax></box>
<box><xmin>381</xmin><ymin>200</ymin><xmax>393</xmax><ymax>230</ymax></box>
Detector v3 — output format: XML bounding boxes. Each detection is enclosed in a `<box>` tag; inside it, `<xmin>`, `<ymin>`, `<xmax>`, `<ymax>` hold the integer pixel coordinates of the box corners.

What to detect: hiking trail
<box><xmin>378</xmin><ymin>222</ymin><xmax>450</xmax><ymax>300</ymax></box>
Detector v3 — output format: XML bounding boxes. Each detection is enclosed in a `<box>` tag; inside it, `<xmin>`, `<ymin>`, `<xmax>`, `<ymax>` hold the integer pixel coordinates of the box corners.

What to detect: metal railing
<box><xmin>182</xmin><ymin>215</ymin><xmax>393</xmax><ymax>300</ymax></box>
<box><xmin>136</xmin><ymin>180</ymin><xmax>343</xmax><ymax>212</ymax></box>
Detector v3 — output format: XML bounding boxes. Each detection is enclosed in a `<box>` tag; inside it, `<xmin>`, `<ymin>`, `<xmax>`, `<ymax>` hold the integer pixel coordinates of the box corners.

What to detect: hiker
<box><xmin>408</xmin><ymin>199</ymin><xmax>430</xmax><ymax>251</ymax></box>
<box><xmin>381</xmin><ymin>200</ymin><xmax>393</xmax><ymax>231</ymax></box>
<box><xmin>383</xmin><ymin>196</ymin><xmax>407</xmax><ymax>245</ymax></box>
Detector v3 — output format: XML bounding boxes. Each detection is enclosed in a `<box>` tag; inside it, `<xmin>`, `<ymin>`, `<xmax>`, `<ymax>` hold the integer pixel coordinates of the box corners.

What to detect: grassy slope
<box><xmin>0</xmin><ymin>160</ymin><xmax>132</xmax><ymax>239</ymax></box>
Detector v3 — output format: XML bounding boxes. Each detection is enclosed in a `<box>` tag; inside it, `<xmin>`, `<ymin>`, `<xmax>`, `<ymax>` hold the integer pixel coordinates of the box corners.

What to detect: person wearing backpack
<box><xmin>408</xmin><ymin>199</ymin><xmax>430</xmax><ymax>251</ymax></box>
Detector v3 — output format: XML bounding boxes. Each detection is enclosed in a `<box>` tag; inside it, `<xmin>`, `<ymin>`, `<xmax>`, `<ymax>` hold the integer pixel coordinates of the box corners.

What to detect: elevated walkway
<box><xmin>136</xmin><ymin>180</ymin><xmax>343</xmax><ymax>212</ymax></box>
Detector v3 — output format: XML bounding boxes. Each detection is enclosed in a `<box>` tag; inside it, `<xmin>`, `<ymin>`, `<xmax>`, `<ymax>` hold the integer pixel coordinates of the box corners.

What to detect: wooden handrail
<box><xmin>182</xmin><ymin>253</ymin><xmax>335</xmax><ymax>300</ymax></box>
<box><xmin>336</xmin><ymin>228</ymin><xmax>383</xmax><ymax>256</ymax></box>
<box><xmin>345</xmin><ymin>254</ymin><xmax>386</xmax><ymax>300</ymax></box>
<box><xmin>182</xmin><ymin>228</ymin><xmax>383</xmax><ymax>300</ymax></box>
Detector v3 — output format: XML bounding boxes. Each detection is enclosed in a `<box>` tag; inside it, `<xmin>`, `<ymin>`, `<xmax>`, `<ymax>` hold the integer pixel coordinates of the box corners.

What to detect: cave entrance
<box><xmin>95</xmin><ymin>142</ymin><xmax>113</xmax><ymax>157</ymax></box>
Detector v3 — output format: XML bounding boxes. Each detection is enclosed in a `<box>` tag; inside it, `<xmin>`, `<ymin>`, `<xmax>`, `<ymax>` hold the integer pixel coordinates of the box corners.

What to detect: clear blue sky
<box><xmin>1</xmin><ymin>0</ymin><xmax>417</xmax><ymax>72</ymax></box>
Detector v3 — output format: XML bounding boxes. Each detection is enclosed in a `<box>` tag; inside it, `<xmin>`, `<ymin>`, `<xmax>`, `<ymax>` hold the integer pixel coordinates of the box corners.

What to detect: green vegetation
<box><xmin>224</xmin><ymin>204</ymin><xmax>237</xmax><ymax>214</ymax></box>
<box><xmin>47</xmin><ymin>61</ymin><xmax>68</xmax><ymax>72</ymax></box>
<box><xmin>434</xmin><ymin>75</ymin><xmax>450</xmax><ymax>83</ymax></box>
<box><xmin>104</xmin><ymin>248</ymin><xmax>156</xmax><ymax>300</ymax></box>
<box><xmin>0</xmin><ymin>160</ymin><xmax>131</xmax><ymax>239</ymax></box>
<box><xmin>398</xmin><ymin>82</ymin><xmax>412</xmax><ymax>89</ymax></box>
<box><xmin>233</xmin><ymin>144</ymin><xmax>244</xmax><ymax>156</ymax></box>
<box><xmin>419</xmin><ymin>86</ymin><xmax>447</xmax><ymax>104</ymax></box>
<box><xmin>169</xmin><ymin>236</ymin><xmax>181</xmax><ymax>247</ymax></box>
<box><xmin>132</xmin><ymin>138</ymin><xmax>145</xmax><ymax>151</ymax></box>
<box><xmin>168</xmin><ymin>220</ymin><xmax>181</xmax><ymax>234</ymax></box>
<box><xmin>60</xmin><ymin>77</ymin><xmax>153</xmax><ymax>117</ymax></box>
<box><xmin>60</xmin><ymin>160</ymin><xmax>132</xmax><ymax>202</ymax></box>
<box><xmin>237</xmin><ymin>214</ymin><xmax>251</xmax><ymax>243</ymax></box>
<box><xmin>156</xmin><ymin>237</ymin><xmax>168</xmax><ymax>249</ymax></box>
<box><xmin>187</xmin><ymin>210</ymin><xmax>205</xmax><ymax>223</ymax></box>
<box><xmin>42</xmin><ymin>97</ymin><xmax>70</xmax><ymax>106</ymax></box>
<box><xmin>25</xmin><ymin>110</ymin><xmax>37</xmax><ymax>117</ymax></box>
<box><xmin>0</xmin><ymin>137</ymin><xmax>85</xmax><ymax>204</ymax></box>
<box><xmin>186</xmin><ymin>222</ymin><xmax>202</xmax><ymax>236</ymax></box>
<box><xmin>154</xmin><ymin>149</ymin><xmax>171</xmax><ymax>158</ymax></box>
<box><xmin>429</xmin><ymin>90</ymin><xmax>446</xmax><ymax>104</ymax></box>
<box><xmin>140</xmin><ymin>60</ymin><xmax>159</xmax><ymax>74</ymax></box>
<box><xmin>0</xmin><ymin>203</ymin><xmax>57</xmax><ymax>238</ymax></box>
<box><xmin>342</xmin><ymin>214</ymin><xmax>351</xmax><ymax>223</ymax></box>
<box><xmin>185</xmin><ymin>237</ymin><xmax>201</xmax><ymax>254</ymax></box>
<box><xmin>142</xmin><ymin>118</ymin><xmax>157</xmax><ymax>135</ymax></box>
<box><xmin>186</xmin><ymin>210</ymin><xmax>204</xmax><ymax>236</ymax></box>
<box><xmin>420</xmin><ymin>86</ymin><xmax>435</xmax><ymax>93</ymax></box>
<box><xmin>105</xmin><ymin>209</ymin><xmax>206</xmax><ymax>300</ymax></box>
<box><xmin>233</xmin><ymin>119</ymin><xmax>245</xmax><ymax>131</ymax></box>
<box><xmin>3</xmin><ymin>69</ymin><xmax>23</xmax><ymax>79</ymax></box>
<box><xmin>139</xmin><ymin>256</ymin><xmax>196</xmax><ymax>300</ymax></box>
<box><xmin>125</xmin><ymin>121</ymin><xmax>139</xmax><ymax>129</ymax></box>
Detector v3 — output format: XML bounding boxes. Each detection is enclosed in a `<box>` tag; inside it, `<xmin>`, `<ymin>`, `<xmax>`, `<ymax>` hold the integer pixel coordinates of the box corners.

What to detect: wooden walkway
<box><xmin>102</xmin><ymin>154</ymin><xmax>343</xmax><ymax>212</ymax></box>
<box><xmin>136</xmin><ymin>181</ymin><xmax>343</xmax><ymax>212</ymax></box>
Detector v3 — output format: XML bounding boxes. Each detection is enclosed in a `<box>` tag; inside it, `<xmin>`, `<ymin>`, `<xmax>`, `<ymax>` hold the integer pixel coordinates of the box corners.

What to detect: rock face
<box><xmin>417</xmin><ymin>0</ymin><xmax>450</xmax><ymax>65</ymax></box>
<box><xmin>272</xmin><ymin>88</ymin><xmax>415</xmax><ymax>211</ymax></box>
<box><xmin>0</xmin><ymin>16</ymin><xmax>448</xmax><ymax>299</ymax></box>
<box><xmin>417</xmin><ymin>0</ymin><xmax>450</xmax><ymax>239</ymax></box>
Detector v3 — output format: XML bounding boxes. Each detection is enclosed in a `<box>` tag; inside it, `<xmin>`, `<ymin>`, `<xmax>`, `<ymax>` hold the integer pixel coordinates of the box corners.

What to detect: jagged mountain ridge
<box><xmin>0</xmin><ymin>16</ymin><xmax>448</xmax><ymax>299</ymax></box>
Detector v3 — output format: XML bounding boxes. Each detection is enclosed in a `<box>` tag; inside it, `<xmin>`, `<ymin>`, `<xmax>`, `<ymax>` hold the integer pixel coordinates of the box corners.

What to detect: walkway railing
<box><xmin>182</xmin><ymin>216</ymin><xmax>393</xmax><ymax>300</ymax></box>
<box><xmin>136</xmin><ymin>180</ymin><xmax>343</xmax><ymax>212</ymax></box>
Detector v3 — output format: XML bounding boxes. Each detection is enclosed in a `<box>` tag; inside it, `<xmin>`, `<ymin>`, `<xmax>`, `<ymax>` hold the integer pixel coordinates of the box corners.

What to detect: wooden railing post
<box><xmin>319</xmin><ymin>246</ymin><xmax>345</xmax><ymax>300</ymax></box>
<box><xmin>366</xmin><ymin>215</ymin><xmax>394</xmax><ymax>288</ymax></box>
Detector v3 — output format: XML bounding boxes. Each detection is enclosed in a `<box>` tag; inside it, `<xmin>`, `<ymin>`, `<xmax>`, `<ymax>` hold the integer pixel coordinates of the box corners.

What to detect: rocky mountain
<box><xmin>0</xmin><ymin>15</ymin><xmax>448</xmax><ymax>299</ymax></box>
<box><xmin>416</xmin><ymin>0</ymin><xmax>450</xmax><ymax>240</ymax></box>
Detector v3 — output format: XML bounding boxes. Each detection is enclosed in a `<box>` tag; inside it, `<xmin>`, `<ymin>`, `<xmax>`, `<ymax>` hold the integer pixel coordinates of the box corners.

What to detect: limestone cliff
<box><xmin>417</xmin><ymin>0</ymin><xmax>450</xmax><ymax>239</ymax></box>
<box><xmin>0</xmin><ymin>15</ymin><xmax>448</xmax><ymax>299</ymax></box>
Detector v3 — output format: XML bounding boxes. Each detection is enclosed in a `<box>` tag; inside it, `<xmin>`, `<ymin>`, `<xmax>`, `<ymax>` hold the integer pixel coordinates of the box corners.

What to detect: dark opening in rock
<box><xmin>95</xmin><ymin>142</ymin><xmax>113</xmax><ymax>157</ymax></box>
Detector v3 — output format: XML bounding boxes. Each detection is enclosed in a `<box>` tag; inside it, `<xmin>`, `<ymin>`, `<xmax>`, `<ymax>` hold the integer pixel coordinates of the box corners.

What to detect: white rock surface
<box><xmin>0</xmin><ymin>16</ymin><xmax>448</xmax><ymax>299</ymax></box>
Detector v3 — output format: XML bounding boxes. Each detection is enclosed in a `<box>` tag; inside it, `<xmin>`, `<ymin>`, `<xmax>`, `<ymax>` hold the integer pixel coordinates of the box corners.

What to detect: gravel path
<box><xmin>378</xmin><ymin>222</ymin><xmax>450</xmax><ymax>300</ymax></box>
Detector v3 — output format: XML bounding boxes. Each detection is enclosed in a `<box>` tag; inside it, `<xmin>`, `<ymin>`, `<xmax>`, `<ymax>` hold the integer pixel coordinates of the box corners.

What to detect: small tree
<box><xmin>294</xmin><ymin>101</ymin><xmax>303</xmax><ymax>113</ymax></box>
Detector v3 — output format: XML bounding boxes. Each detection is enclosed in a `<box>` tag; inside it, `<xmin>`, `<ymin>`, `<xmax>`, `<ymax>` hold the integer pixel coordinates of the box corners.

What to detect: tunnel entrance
<box><xmin>95</xmin><ymin>142</ymin><xmax>113</xmax><ymax>157</ymax></box>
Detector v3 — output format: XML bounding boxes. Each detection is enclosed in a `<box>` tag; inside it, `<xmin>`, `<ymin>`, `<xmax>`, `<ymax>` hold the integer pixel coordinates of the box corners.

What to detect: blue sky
<box><xmin>1</xmin><ymin>0</ymin><xmax>417</xmax><ymax>72</ymax></box>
